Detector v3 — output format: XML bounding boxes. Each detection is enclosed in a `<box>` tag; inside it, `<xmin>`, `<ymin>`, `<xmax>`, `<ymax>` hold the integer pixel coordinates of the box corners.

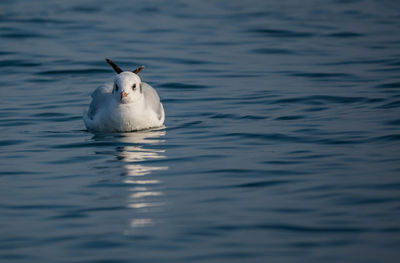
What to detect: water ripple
<box><xmin>246</xmin><ymin>28</ymin><xmax>315</xmax><ymax>38</ymax></box>
<box><xmin>213</xmin><ymin>223</ymin><xmax>366</xmax><ymax>233</ymax></box>
<box><xmin>37</xmin><ymin>68</ymin><xmax>109</xmax><ymax>75</ymax></box>
<box><xmin>234</xmin><ymin>180</ymin><xmax>294</xmax><ymax>188</ymax></box>
<box><xmin>1</xmin><ymin>0</ymin><xmax>400</xmax><ymax>262</ymax></box>
<box><xmin>0</xmin><ymin>139</ymin><xmax>26</xmax><ymax>147</ymax></box>
<box><xmin>272</xmin><ymin>95</ymin><xmax>367</xmax><ymax>105</ymax></box>
<box><xmin>325</xmin><ymin>31</ymin><xmax>364</xmax><ymax>38</ymax></box>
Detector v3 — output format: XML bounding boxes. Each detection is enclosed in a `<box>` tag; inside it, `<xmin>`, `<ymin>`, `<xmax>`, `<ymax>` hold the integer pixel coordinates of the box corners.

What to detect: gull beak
<box><xmin>121</xmin><ymin>90</ymin><xmax>127</xmax><ymax>99</ymax></box>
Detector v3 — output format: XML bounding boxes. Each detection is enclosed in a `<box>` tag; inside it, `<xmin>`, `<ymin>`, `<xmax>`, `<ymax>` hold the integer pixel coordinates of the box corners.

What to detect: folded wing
<box><xmin>87</xmin><ymin>83</ymin><xmax>113</xmax><ymax>119</ymax></box>
<box><xmin>142</xmin><ymin>82</ymin><xmax>164</xmax><ymax>121</ymax></box>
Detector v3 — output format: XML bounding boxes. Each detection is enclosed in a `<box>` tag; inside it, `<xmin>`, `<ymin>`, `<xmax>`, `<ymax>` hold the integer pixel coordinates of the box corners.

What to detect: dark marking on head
<box><xmin>105</xmin><ymin>58</ymin><xmax>123</xmax><ymax>74</ymax></box>
<box><xmin>133</xmin><ymin>65</ymin><xmax>145</xmax><ymax>74</ymax></box>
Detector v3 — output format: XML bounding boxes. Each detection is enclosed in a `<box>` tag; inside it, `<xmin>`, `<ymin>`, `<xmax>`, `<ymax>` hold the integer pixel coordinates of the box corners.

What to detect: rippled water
<box><xmin>1</xmin><ymin>0</ymin><xmax>400</xmax><ymax>262</ymax></box>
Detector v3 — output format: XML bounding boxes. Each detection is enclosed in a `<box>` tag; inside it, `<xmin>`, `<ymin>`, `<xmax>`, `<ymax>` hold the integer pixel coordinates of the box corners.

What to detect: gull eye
<box><xmin>132</xmin><ymin>84</ymin><xmax>136</xmax><ymax>90</ymax></box>
<box><xmin>115</xmin><ymin>84</ymin><xmax>119</xmax><ymax>91</ymax></box>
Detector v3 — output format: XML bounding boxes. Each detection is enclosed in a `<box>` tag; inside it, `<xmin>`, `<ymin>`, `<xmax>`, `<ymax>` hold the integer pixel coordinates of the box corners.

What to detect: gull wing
<box><xmin>142</xmin><ymin>82</ymin><xmax>164</xmax><ymax>121</ymax></box>
<box><xmin>87</xmin><ymin>83</ymin><xmax>113</xmax><ymax>119</ymax></box>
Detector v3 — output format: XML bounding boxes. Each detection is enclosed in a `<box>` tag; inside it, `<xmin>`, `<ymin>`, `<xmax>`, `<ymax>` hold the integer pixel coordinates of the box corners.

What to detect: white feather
<box><xmin>83</xmin><ymin>72</ymin><xmax>165</xmax><ymax>132</ymax></box>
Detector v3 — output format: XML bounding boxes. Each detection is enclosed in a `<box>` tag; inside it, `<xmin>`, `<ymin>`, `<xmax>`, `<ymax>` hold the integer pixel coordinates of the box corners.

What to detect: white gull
<box><xmin>83</xmin><ymin>58</ymin><xmax>165</xmax><ymax>132</ymax></box>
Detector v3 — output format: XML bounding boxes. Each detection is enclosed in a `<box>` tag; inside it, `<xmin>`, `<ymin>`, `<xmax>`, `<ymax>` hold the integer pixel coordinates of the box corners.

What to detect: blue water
<box><xmin>1</xmin><ymin>0</ymin><xmax>400</xmax><ymax>262</ymax></box>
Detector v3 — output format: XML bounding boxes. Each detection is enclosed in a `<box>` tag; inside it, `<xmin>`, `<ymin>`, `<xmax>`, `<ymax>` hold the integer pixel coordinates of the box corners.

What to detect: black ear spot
<box><xmin>105</xmin><ymin>58</ymin><xmax>123</xmax><ymax>74</ymax></box>
<box><xmin>140</xmin><ymin>83</ymin><xmax>142</xmax><ymax>93</ymax></box>
<box><xmin>133</xmin><ymin>65</ymin><xmax>145</xmax><ymax>74</ymax></box>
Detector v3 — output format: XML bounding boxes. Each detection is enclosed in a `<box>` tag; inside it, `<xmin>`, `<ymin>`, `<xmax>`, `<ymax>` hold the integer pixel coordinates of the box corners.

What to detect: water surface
<box><xmin>1</xmin><ymin>0</ymin><xmax>400</xmax><ymax>262</ymax></box>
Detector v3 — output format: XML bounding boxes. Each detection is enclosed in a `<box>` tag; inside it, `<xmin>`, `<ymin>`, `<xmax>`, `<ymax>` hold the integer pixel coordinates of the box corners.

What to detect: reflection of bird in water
<box><xmin>117</xmin><ymin>129</ymin><xmax>167</xmax><ymax>178</ymax></box>
<box><xmin>119</xmin><ymin>145</ymin><xmax>166</xmax><ymax>177</ymax></box>
<box><xmin>114</xmin><ymin>129</ymin><xmax>168</xmax><ymax>231</ymax></box>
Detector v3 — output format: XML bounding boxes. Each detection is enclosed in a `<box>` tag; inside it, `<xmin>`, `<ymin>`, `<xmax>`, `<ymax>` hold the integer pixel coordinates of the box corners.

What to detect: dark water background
<box><xmin>1</xmin><ymin>0</ymin><xmax>400</xmax><ymax>262</ymax></box>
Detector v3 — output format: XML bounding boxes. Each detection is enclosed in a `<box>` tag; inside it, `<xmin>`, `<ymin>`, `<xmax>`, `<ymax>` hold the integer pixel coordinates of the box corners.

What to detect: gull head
<box><xmin>113</xmin><ymin>72</ymin><xmax>142</xmax><ymax>104</ymax></box>
<box><xmin>105</xmin><ymin>58</ymin><xmax>145</xmax><ymax>104</ymax></box>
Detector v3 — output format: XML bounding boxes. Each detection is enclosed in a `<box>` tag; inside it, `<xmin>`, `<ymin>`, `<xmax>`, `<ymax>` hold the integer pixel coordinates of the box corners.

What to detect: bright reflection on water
<box><xmin>93</xmin><ymin>129</ymin><xmax>167</xmax><ymax>232</ymax></box>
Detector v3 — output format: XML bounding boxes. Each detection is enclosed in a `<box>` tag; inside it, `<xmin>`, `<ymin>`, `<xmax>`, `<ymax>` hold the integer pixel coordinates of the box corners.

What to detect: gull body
<box><xmin>83</xmin><ymin>59</ymin><xmax>165</xmax><ymax>132</ymax></box>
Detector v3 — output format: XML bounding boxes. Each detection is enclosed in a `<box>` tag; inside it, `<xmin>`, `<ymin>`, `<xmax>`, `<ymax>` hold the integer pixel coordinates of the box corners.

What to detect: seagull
<box><xmin>83</xmin><ymin>58</ymin><xmax>165</xmax><ymax>132</ymax></box>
